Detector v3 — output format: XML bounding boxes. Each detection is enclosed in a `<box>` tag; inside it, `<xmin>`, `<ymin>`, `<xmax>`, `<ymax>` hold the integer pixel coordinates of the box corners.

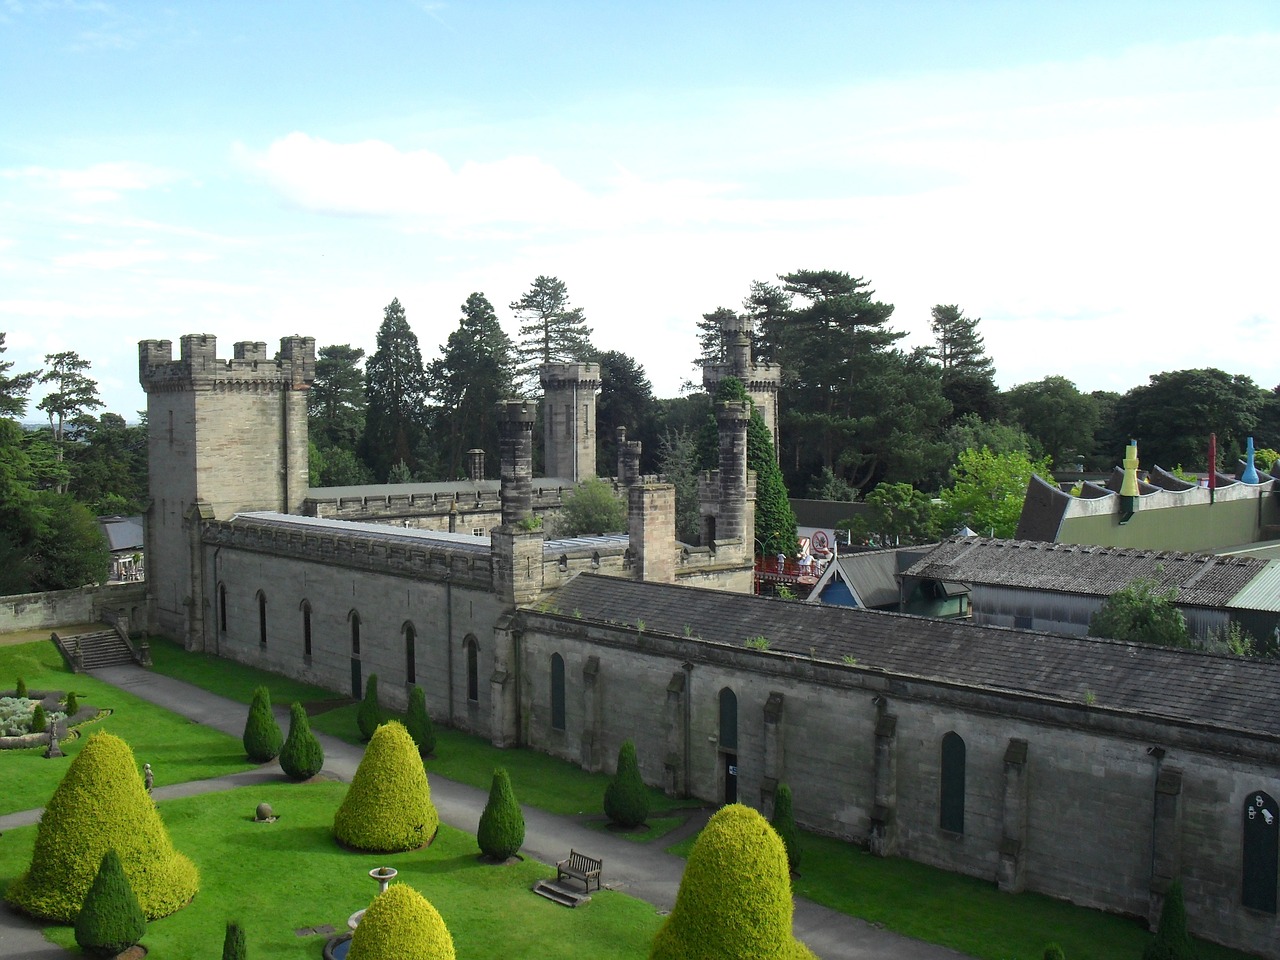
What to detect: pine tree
<box><xmin>603</xmin><ymin>740</ymin><xmax>650</xmax><ymax>829</ymax></box>
<box><xmin>362</xmin><ymin>298</ymin><xmax>429</xmax><ymax>481</ymax></box>
<box><xmin>357</xmin><ymin>674</ymin><xmax>382</xmax><ymax>742</ymax></box>
<box><xmin>771</xmin><ymin>783</ymin><xmax>802</xmax><ymax>874</ymax></box>
<box><xmin>927</xmin><ymin>304</ymin><xmax>999</xmax><ymax>423</ymax></box>
<box><xmin>15</xmin><ymin>676</ymin><xmax>27</xmax><ymax>697</ymax></box>
<box><xmin>405</xmin><ymin>685</ymin><xmax>436</xmax><ymax>757</ymax></box>
<box><xmin>280</xmin><ymin>702</ymin><xmax>325</xmax><ymax>781</ymax></box>
<box><xmin>510</xmin><ymin>276</ymin><xmax>594</xmax><ymax>394</ymax></box>
<box><xmin>222</xmin><ymin>920</ymin><xmax>247</xmax><ymax>960</ymax></box>
<box><xmin>477</xmin><ymin>767</ymin><xmax>525</xmax><ymax>861</ymax></box>
<box><xmin>74</xmin><ymin>849</ymin><xmax>146</xmax><ymax>957</ymax></box>
<box><xmin>242</xmin><ymin>686</ymin><xmax>282</xmax><ymax>762</ymax></box>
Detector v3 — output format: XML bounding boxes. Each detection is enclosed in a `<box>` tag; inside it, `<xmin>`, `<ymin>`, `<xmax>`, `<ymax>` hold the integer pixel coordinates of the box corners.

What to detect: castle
<box><xmin>138</xmin><ymin>329</ymin><xmax>1279</xmax><ymax>957</ymax></box>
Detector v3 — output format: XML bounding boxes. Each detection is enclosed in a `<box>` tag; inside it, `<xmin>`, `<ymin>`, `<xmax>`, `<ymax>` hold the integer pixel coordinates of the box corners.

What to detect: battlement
<box><xmin>138</xmin><ymin>334</ymin><xmax>316</xmax><ymax>392</ymax></box>
<box><xmin>539</xmin><ymin>362</ymin><xmax>601</xmax><ymax>392</ymax></box>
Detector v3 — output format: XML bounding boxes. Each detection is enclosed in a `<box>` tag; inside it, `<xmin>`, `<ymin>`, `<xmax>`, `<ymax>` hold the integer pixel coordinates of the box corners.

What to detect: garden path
<box><xmin>0</xmin><ymin>664</ymin><xmax>973</xmax><ymax>960</ymax></box>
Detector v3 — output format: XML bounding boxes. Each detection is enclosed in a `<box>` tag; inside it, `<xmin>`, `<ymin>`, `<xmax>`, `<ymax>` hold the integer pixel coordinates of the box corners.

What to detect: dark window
<box><xmin>257</xmin><ymin>591</ymin><xmax>267</xmax><ymax>647</ymax></box>
<box><xmin>1243</xmin><ymin>790</ymin><xmax>1278</xmax><ymax>913</ymax></box>
<box><xmin>940</xmin><ymin>731</ymin><xmax>966</xmax><ymax>834</ymax></box>
<box><xmin>404</xmin><ymin>623</ymin><xmax>416</xmax><ymax>684</ymax></box>
<box><xmin>350</xmin><ymin>612</ymin><xmax>361</xmax><ymax>656</ymax></box>
<box><xmin>719</xmin><ymin>687</ymin><xmax>738</xmax><ymax>750</ymax></box>
<box><xmin>466</xmin><ymin>637</ymin><xmax>479</xmax><ymax>702</ymax></box>
<box><xmin>218</xmin><ymin>583</ymin><xmax>227</xmax><ymax>633</ymax></box>
<box><xmin>551</xmin><ymin>653</ymin><xmax>566</xmax><ymax>731</ymax></box>
<box><xmin>301</xmin><ymin>601</ymin><xmax>312</xmax><ymax>658</ymax></box>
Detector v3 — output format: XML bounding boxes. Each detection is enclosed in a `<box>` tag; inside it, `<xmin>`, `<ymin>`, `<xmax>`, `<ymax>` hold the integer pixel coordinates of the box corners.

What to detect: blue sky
<box><xmin>2</xmin><ymin>1</ymin><xmax>1278</xmax><ymax>419</ymax></box>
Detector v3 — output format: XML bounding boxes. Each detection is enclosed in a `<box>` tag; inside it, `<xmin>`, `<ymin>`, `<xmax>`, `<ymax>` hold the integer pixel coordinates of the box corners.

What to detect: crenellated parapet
<box><xmin>139</xmin><ymin>334</ymin><xmax>316</xmax><ymax>394</ymax></box>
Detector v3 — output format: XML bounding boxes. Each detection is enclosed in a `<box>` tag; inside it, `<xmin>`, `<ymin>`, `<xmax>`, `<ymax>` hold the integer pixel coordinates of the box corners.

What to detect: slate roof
<box><xmin>902</xmin><ymin>537</ymin><xmax>1270</xmax><ymax>609</ymax></box>
<box><xmin>99</xmin><ymin>516</ymin><xmax>144</xmax><ymax>553</ymax></box>
<box><xmin>544</xmin><ymin>574</ymin><xmax>1280</xmax><ymax>739</ymax></box>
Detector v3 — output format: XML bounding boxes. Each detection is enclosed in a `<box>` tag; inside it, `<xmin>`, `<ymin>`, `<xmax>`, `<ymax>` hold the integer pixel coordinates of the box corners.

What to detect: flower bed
<box><xmin>0</xmin><ymin>690</ymin><xmax>99</xmax><ymax>749</ymax></box>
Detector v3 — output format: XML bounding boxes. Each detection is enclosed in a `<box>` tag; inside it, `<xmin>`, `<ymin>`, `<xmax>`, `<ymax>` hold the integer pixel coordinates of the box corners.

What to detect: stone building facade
<box><xmin>138</xmin><ymin>332</ymin><xmax>1279</xmax><ymax>957</ymax></box>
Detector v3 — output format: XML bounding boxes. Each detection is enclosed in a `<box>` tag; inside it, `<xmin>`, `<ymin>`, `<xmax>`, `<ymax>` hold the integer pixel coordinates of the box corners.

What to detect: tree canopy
<box><xmin>928</xmin><ymin>304</ymin><xmax>1000</xmax><ymax>423</ymax></box>
<box><xmin>1087</xmin><ymin>577</ymin><xmax>1190</xmax><ymax>648</ymax></box>
<box><xmin>362</xmin><ymin>299</ymin><xmax>429</xmax><ymax>481</ymax></box>
<box><xmin>510</xmin><ymin>275</ymin><xmax>593</xmax><ymax>393</ymax></box>
<box><xmin>938</xmin><ymin>447</ymin><xmax>1052</xmax><ymax>538</ymax></box>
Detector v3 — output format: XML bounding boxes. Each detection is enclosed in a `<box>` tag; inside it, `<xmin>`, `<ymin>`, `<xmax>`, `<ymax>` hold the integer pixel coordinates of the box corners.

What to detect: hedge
<box><xmin>348</xmin><ymin>883</ymin><xmax>455</xmax><ymax>960</ymax></box>
<box><xmin>334</xmin><ymin>721</ymin><xmax>438</xmax><ymax>852</ymax></box>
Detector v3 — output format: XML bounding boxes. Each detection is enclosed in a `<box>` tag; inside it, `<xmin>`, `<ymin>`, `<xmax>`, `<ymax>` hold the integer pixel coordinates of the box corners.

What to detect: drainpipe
<box><xmin>682</xmin><ymin>660</ymin><xmax>693</xmax><ymax>798</ymax></box>
<box><xmin>445</xmin><ymin>578</ymin><xmax>454</xmax><ymax>724</ymax></box>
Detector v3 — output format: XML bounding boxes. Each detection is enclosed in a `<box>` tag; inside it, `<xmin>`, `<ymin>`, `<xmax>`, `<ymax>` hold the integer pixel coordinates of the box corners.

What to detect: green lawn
<box><xmin>667</xmin><ymin>830</ymin><xmax>1262</xmax><ymax>960</ymax></box>
<box><xmin>0</xmin><ymin>640</ymin><xmax>254</xmax><ymax>816</ymax></box>
<box><xmin>0</xmin><ymin>782</ymin><xmax>664</xmax><ymax>960</ymax></box>
<box><xmin>145</xmin><ymin>636</ymin><xmax>346</xmax><ymax>708</ymax></box>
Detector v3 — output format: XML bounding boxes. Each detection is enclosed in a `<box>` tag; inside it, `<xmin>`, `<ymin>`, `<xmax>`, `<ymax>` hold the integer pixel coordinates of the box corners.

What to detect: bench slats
<box><xmin>556</xmin><ymin>849</ymin><xmax>602</xmax><ymax>892</ymax></box>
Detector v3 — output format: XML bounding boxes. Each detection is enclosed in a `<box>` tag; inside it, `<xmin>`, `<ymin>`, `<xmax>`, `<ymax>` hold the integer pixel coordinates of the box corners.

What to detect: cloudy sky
<box><xmin>2</xmin><ymin>1</ymin><xmax>1278</xmax><ymax>418</ymax></box>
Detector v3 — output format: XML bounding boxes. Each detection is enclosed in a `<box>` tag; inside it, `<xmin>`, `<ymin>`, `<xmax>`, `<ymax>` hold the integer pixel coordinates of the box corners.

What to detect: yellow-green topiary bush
<box><xmin>6</xmin><ymin>731</ymin><xmax>199</xmax><ymax>922</ymax></box>
<box><xmin>349</xmin><ymin>883</ymin><xmax>455</xmax><ymax>960</ymax></box>
<box><xmin>649</xmin><ymin>803</ymin><xmax>817</xmax><ymax>960</ymax></box>
<box><xmin>334</xmin><ymin>721</ymin><xmax>439</xmax><ymax>852</ymax></box>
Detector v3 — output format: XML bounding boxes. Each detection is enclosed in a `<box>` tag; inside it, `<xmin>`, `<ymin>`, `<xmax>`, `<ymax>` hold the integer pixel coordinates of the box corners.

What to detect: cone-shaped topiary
<box><xmin>31</xmin><ymin>702</ymin><xmax>47</xmax><ymax>733</ymax></box>
<box><xmin>280</xmin><ymin>702</ymin><xmax>325</xmax><ymax>781</ymax></box>
<box><xmin>604</xmin><ymin>740</ymin><xmax>650</xmax><ymax>829</ymax></box>
<box><xmin>242</xmin><ymin>685</ymin><xmax>282</xmax><ymax>762</ymax></box>
<box><xmin>222</xmin><ymin>920</ymin><xmax>247</xmax><ymax>960</ymax></box>
<box><xmin>357</xmin><ymin>673</ymin><xmax>382</xmax><ymax>742</ymax></box>
<box><xmin>649</xmin><ymin>803</ymin><xmax>817</xmax><ymax>960</ymax></box>
<box><xmin>15</xmin><ymin>676</ymin><xmax>27</xmax><ymax>697</ymax></box>
<box><xmin>64</xmin><ymin>690</ymin><xmax>79</xmax><ymax>717</ymax></box>
<box><xmin>770</xmin><ymin>783</ymin><xmax>801</xmax><ymax>874</ymax></box>
<box><xmin>334</xmin><ymin>721</ymin><xmax>439</xmax><ymax>852</ymax></box>
<box><xmin>477</xmin><ymin>767</ymin><xmax>525</xmax><ymax>861</ymax></box>
<box><xmin>1044</xmin><ymin>945</ymin><xmax>1066</xmax><ymax>960</ymax></box>
<box><xmin>405</xmin><ymin>685</ymin><xmax>436</xmax><ymax>757</ymax></box>
<box><xmin>1143</xmin><ymin>879</ymin><xmax>1196</xmax><ymax>960</ymax></box>
<box><xmin>6</xmin><ymin>731</ymin><xmax>199</xmax><ymax>921</ymax></box>
<box><xmin>74</xmin><ymin>849</ymin><xmax>146</xmax><ymax>957</ymax></box>
<box><xmin>348</xmin><ymin>883</ymin><xmax>455</xmax><ymax>960</ymax></box>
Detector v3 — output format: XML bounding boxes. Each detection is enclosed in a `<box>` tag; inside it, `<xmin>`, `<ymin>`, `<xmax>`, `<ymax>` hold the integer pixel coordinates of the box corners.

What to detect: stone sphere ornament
<box><xmin>255</xmin><ymin>802</ymin><xmax>277</xmax><ymax>822</ymax></box>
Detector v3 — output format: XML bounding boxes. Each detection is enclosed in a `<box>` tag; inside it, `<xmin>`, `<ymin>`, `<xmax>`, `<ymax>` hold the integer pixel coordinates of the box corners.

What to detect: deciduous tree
<box><xmin>938</xmin><ymin>447</ymin><xmax>1052</xmax><ymax>538</ymax></box>
<box><xmin>1088</xmin><ymin>578</ymin><xmax>1190</xmax><ymax>649</ymax></box>
<box><xmin>554</xmin><ymin>476</ymin><xmax>626</xmax><ymax>537</ymax></box>
<box><xmin>1005</xmin><ymin>376</ymin><xmax>1099</xmax><ymax>468</ymax></box>
<box><xmin>595</xmin><ymin>349</ymin><xmax>656</xmax><ymax>474</ymax></box>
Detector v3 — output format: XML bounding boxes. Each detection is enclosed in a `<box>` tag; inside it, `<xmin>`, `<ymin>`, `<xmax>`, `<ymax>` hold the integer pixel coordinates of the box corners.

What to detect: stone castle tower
<box><xmin>138</xmin><ymin>334</ymin><xmax>315</xmax><ymax>644</ymax></box>
<box><xmin>702</xmin><ymin>313</ymin><xmax>781</xmax><ymax>458</ymax></box>
<box><xmin>540</xmin><ymin>361</ymin><xmax>599</xmax><ymax>481</ymax></box>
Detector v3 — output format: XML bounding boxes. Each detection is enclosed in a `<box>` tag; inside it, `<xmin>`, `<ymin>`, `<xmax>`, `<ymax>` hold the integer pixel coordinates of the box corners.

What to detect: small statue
<box><xmin>143</xmin><ymin>762</ymin><xmax>154</xmax><ymax>793</ymax></box>
<box><xmin>44</xmin><ymin>720</ymin><xmax>64</xmax><ymax>759</ymax></box>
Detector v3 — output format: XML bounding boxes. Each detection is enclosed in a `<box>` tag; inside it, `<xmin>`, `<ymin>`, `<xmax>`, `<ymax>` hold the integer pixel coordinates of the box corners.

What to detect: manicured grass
<box><xmin>0</xmin><ymin>782</ymin><xmax>664</xmax><ymax>960</ymax></box>
<box><xmin>586</xmin><ymin>816</ymin><xmax>685</xmax><ymax>844</ymax></box>
<box><xmin>667</xmin><ymin>829</ymin><xmax>1262</xmax><ymax>960</ymax></box>
<box><xmin>146</xmin><ymin>635</ymin><xmax>345</xmax><ymax>708</ymax></box>
<box><xmin>0</xmin><ymin>641</ymin><xmax>253</xmax><ymax>816</ymax></box>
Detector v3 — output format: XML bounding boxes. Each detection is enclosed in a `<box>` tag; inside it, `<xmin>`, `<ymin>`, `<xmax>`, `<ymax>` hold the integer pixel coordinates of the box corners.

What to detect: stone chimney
<box><xmin>630</xmin><ymin>483</ymin><xmax>676</xmax><ymax>583</ymax></box>
<box><xmin>466</xmin><ymin>448</ymin><xmax>486</xmax><ymax>482</ymax></box>
<box><xmin>617</xmin><ymin>426</ymin><xmax>643</xmax><ymax>487</ymax></box>
<box><xmin>716</xmin><ymin>401</ymin><xmax>751</xmax><ymax>542</ymax></box>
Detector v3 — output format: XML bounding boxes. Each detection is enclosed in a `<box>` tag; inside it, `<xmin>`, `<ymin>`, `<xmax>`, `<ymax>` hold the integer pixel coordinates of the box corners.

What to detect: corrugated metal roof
<box><xmin>1229</xmin><ymin>560</ymin><xmax>1280</xmax><ymax>612</ymax></box>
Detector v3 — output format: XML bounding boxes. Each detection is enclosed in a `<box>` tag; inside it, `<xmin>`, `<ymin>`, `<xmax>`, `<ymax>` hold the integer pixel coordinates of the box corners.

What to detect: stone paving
<box><xmin>0</xmin><ymin>663</ymin><xmax>972</xmax><ymax>960</ymax></box>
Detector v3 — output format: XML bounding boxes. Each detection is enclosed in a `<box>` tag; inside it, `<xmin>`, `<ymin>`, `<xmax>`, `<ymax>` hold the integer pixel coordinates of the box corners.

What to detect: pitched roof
<box><xmin>901</xmin><ymin>537</ymin><xmax>1269</xmax><ymax>608</ymax></box>
<box><xmin>544</xmin><ymin>574</ymin><xmax>1280</xmax><ymax>739</ymax></box>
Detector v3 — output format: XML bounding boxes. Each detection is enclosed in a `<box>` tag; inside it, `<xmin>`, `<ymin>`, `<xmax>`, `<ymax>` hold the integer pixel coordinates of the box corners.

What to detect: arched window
<box><xmin>256</xmin><ymin>590</ymin><xmax>267</xmax><ymax>647</ymax></box>
<box><xmin>940</xmin><ymin>731</ymin><xmax>966</xmax><ymax>834</ymax></box>
<box><xmin>465</xmin><ymin>636</ymin><xmax>479</xmax><ymax>702</ymax></box>
<box><xmin>551</xmin><ymin>653</ymin><xmax>566</xmax><ymax>731</ymax></box>
<box><xmin>218</xmin><ymin>583</ymin><xmax>227</xmax><ymax>633</ymax></box>
<box><xmin>1243</xmin><ymin>790</ymin><xmax>1278</xmax><ymax>914</ymax></box>
<box><xmin>349</xmin><ymin>610</ymin><xmax>361</xmax><ymax>656</ymax></box>
<box><xmin>300</xmin><ymin>600</ymin><xmax>312</xmax><ymax>659</ymax></box>
<box><xmin>718</xmin><ymin>687</ymin><xmax>738</xmax><ymax>750</ymax></box>
<box><xmin>403</xmin><ymin>622</ymin><xmax>417</xmax><ymax>684</ymax></box>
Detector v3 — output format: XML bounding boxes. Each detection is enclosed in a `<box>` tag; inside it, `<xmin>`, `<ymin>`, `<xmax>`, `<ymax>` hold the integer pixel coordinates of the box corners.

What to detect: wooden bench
<box><xmin>556</xmin><ymin>849</ymin><xmax>602</xmax><ymax>892</ymax></box>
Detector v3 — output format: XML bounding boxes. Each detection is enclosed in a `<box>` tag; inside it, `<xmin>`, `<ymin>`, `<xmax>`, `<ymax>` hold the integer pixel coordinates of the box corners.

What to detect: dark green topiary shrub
<box><xmin>334</xmin><ymin>721</ymin><xmax>439</xmax><ymax>852</ymax></box>
<box><xmin>348</xmin><ymin>883</ymin><xmax>455</xmax><ymax>960</ymax></box>
<box><xmin>650</xmin><ymin>803</ymin><xmax>816</xmax><ymax>960</ymax></box>
<box><xmin>7</xmin><ymin>731</ymin><xmax>199</xmax><ymax>921</ymax></box>
<box><xmin>1143</xmin><ymin>880</ymin><xmax>1196</xmax><ymax>960</ymax></box>
<box><xmin>357</xmin><ymin>674</ymin><xmax>382</xmax><ymax>742</ymax></box>
<box><xmin>242</xmin><ymin>686</ymin><xmax>282</xmax><ymax>763</ymax></box>
<box><xmin>771</xmin><ymin>783</ymin><xmax>802</xmax><ymax>874</ymax></box>
<box><xmin>74</xmin><ymin>849</ymin><xmax>146</xmax><ymax>957</ymax></box>
<box><xmin>222</xmin><ymin>920</ymin><xmax>247</xmax><ymax>960</ymax></box>
<box><xmin>604</xmin><ymin>740</ymin><xmax>650</xmax><ymax>828</ymax></box>
<box><xmin>64</xmin><ymin>691</ymin><xmax>79</xmax><ymax>717</ymax></box>
<box><xmin>16</xmin><ymin>676</ymin><xmax>27</xmax><ymax>697</ymax></box>
<box><xmin>405</xmin><ymin>685</ymin><xmax>436</xmax><ymax>757</ymax></box>
<box><xmin>477</xmin><ymin>767</ymin><xmax>525</xmax><ymax>861</ymax></box>
<box><xmin>1043</xmin><ymin>944</ymin><xmax>1066</xmax><ymax>960</ymax></box>
<box><xmin>31</xmin><ymin>703</ymin><xmax>47</xmax><ymax>733</ymax></box>
<box><xmin>280</xmin><ymin>702</ymin><xmax>325</xmax><ymax>781</ymax></box>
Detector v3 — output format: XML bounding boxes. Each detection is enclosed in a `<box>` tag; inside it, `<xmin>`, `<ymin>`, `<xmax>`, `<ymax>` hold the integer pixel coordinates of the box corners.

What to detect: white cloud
<box><xmin>2</xmin><ymin>161</ymin><xmax>179</xmax><ymax>203</ymax></box>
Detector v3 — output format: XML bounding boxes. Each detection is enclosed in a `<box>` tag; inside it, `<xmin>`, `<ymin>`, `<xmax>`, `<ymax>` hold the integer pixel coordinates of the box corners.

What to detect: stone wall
<box><xmin>0</xmin><ymin>582</ymin><xmax>147</xmax><ymax>634</ymax></box>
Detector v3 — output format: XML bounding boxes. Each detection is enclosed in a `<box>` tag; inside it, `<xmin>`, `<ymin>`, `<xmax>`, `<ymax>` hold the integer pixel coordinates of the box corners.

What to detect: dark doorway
<box><xmin>1243</xmin><ymin>790</ymin><xmax>1278</xmax><ymax>913</ymax></box>
<box><xmin>350</xmin><ymin>657</ymin><xmax>362</xmax><ymax>700</ymax></box>
<box><xmin>723</xmin><ymin>753</ymin><xmax>738</xmax><ymax>805</ymax></box>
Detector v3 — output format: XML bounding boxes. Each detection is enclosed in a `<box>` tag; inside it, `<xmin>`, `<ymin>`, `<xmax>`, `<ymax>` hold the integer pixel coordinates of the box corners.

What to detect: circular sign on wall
<box><xmin>812</xmin><ymin>530</ymin><xmax>829</xmax><ymax>551</ymax></box>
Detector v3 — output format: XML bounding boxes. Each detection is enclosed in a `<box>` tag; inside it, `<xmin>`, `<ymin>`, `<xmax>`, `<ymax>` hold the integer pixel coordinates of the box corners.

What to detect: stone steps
<box><xmin>67</xmin><ymin>630</ymin><xmax>137</xmax><ymax>670</ymax></box>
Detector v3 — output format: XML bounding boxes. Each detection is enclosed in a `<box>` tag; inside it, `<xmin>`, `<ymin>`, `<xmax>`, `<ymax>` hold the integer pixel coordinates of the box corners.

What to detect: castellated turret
<box><xmin>540</xmin><ymin>361</ymin><xmax>599</xmax><ymax>481</ymax></box>
<box><xmin>701</xmin><ymin>313</ymin><xmax>781</xmax><ymax>460</ymax></box>
<box><xmin>138</xmin><ymin>333</ymin><xmax>315</xmax><ymax>644</ymax></box>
